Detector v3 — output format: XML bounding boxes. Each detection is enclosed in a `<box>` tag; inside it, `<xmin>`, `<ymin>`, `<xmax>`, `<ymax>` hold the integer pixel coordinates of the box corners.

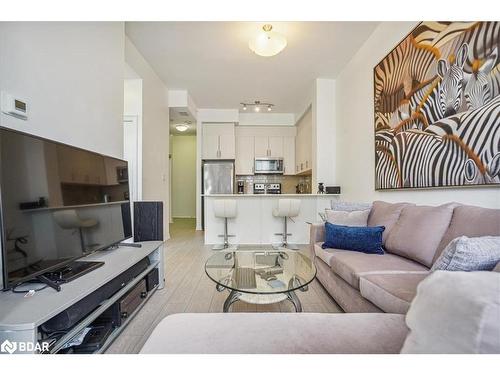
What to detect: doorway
<box><xmin>169</xmin><ymin>108</ymin><xmax>197</xmax><ymax>237</ymax></box>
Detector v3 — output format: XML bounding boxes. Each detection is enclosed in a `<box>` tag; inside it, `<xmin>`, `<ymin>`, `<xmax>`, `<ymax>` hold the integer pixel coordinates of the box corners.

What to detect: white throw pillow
<box><xmin>325</xmin><ymin>209</ymin><xmax>370</xmax><ymax>227</ymax></box>
<box><xmin>401</xmin><ymin>271</ymin><xmax>500</xmax><ymax>354</ymax></box>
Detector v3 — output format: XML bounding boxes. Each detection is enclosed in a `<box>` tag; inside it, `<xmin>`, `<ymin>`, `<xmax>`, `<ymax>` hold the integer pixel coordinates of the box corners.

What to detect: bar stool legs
<box><xmin>212</xmin><ymin>199</ymin><xmax>238</xmax><ymax>251</ymax></box>
<box><xmin>213</xmin><ymin>217</ymin><xmax>237</xmax><ymax>250</ymax></box>
<box><xmin>272</xmin><ymin>199</ymin><xmax>301</xmax><ymax>250</ymax></box>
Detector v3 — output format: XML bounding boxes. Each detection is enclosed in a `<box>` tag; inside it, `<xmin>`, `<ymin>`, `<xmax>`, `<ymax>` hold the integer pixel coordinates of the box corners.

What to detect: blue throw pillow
<box><xmin>322</xmin><ymin>222</ymin><xmax>385</xmax><ymax>255</ymax></box>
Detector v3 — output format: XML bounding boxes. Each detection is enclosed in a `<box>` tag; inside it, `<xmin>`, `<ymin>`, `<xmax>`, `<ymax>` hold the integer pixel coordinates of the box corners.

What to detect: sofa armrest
<box><xmin>309</xmin><ymin>222</ymin><xmax>325</xmax><ymax>260</ymax></box>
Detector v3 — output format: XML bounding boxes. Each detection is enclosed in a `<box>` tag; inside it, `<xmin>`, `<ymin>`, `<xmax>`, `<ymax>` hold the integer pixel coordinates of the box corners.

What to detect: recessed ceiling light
<box><xmin>255</xmin><ymin>106</ymin><xmax>260</xmax><ymax>112</ymax></box>
<box><xmin>175</xmin><ymin>124</ymin><xmax>189</xmax><ymax>132</ymax></box>
<box><xmin>248</xmin><ymin>24</ymin><xmax>287</xmax><ymax>57</ymax></box>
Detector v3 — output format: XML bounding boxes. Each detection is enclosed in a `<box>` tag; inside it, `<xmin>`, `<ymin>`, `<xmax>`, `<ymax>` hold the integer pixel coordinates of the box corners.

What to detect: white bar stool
<box><xmin>213</xmin><ymin>199</ymin><xmax>238</xmax><ymax>250</ymax></box>
<box><xmin>272</xmin><ymin>199</ymin><xmax>301</xmax><ymax>250</ymax></box>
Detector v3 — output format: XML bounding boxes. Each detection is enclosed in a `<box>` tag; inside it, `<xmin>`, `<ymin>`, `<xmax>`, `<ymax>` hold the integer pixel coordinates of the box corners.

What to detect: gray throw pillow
<box><xmin>325</xmin><ymin>209</ymin><xmax>370</xmax><ymax>227</ymax></box>
<box><xmin>331</xmin><ymin>201</ymin><xmax>372</xmax><ymax>212</ymax></box>
<box><xmin>431</xmin><ymin>236</ymin><xmax>500</xmax><ymax>272</ymax></box>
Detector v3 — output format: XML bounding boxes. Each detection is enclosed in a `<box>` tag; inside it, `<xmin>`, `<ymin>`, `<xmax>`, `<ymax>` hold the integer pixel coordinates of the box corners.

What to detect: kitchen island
<box><xmin>203</xmin><ymin>194</ymin><xmax>338</xmax><ymax>245</ymax></box>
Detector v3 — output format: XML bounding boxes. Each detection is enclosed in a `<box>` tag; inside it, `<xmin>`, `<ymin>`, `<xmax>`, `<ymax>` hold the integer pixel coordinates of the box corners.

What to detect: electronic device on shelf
<box><xmin>253</xmin><ymin>183</ymin><xmax>281</xmax><ymax>194</ymax></box>
<box><xmin>325</xmin><ymin>186</ymin><xmax>341</xmax><ymax>194</ymax></box>
<box><xmin>44</xmin><ymin>261</ymin><xmax>105</xmax><ymax>283</ymax></box>
<box><xmin>0</xmin><ymin>126</ymin><xmax>132</xmax><ymax>291</ymax></box>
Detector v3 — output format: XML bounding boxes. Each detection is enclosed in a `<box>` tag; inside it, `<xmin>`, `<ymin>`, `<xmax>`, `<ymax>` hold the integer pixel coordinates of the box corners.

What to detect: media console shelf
<box><xmin>0</xmin><ymin>241</ymin><xmax>164</xmax><ymax>354</ymax></box>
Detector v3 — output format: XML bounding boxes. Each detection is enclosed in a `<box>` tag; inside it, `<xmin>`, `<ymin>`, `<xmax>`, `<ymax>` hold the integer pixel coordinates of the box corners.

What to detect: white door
<box><xmin>235</xmin><ymin>135</ymin><xmax>255</xmax><ymax>175</ymax></box>
<box><xmin>268</xmin><ymin>136</ymin><xmax>284</xmax><ymax>157</ymax></box>
<box><xmin>123</xmin><ymin>115</ymin><xmax>140</xmax><ymax>202</ymax></box>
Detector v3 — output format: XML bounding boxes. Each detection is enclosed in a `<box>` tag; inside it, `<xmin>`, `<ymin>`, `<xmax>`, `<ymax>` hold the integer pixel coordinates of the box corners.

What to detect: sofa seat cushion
<box><xmin>140</xmin><ymin>313</ymin><xmax>408</xmax><ymax>354</ymax></box>
<box><xmin>385</xmin><ymin>203</ymin><xmax>457</xmax><ymax>267</ymax></box>
<box><xmin>314</xmin><ymin>242</ymin><xmax>336</xmax><ymax>266</ymax></box>
<box><xmin>359</xmin><ymin>272</ymin><xmax>429</xmax><ymax>314</ymax></box>
<box><xmin>329</xmin><ymin>249</ymin><xmax>428</xmax><ymax>289</ymax></box>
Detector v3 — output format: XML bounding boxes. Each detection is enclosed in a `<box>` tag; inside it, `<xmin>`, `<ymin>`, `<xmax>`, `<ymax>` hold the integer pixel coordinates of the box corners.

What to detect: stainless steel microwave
<box><xmin>254</xmin><ymin>157</ymin><xmax>284</xmax><ymax>174</ymax></box>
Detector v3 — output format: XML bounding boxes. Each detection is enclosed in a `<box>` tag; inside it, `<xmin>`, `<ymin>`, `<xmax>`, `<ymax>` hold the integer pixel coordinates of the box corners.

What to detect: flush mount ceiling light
<box><xmin>248</xmin><ymin>24</ymin><xmax>287</xmax><ymax>57</ymax></box>
<box><xmin>175</xmin><ymin>121</ymin><xmax>191</xmax><ymax>132</ymax></box>
<box><xmin>240</xmin><ymin>101</ymin><xmax>274</xmax><ymax>112</ymax></box>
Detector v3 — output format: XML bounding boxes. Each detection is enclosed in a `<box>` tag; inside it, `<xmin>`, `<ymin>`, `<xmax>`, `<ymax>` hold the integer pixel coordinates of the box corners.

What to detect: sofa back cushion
<box><xmin>367</xmin><ymin>201</ymin><xmax>412</xmax><ymax>244</ymax></box>
<box><xmin>385</xmin><ymin>203</ymin><xmax>456</xmax><ymax>267</ymax></box>
<box><xmin>401</xmin><ymin>271</ymin><xmax>500</xmax><ymax>354</ymax></box>
<box><xmin>433</xmin><ymin>205</ymin><xmax>500</xmax><ymax>263</ymax></box>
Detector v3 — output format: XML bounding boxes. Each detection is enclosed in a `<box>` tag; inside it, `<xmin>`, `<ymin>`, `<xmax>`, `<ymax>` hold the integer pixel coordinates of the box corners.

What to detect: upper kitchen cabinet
<box><xmin>254</xmin><ymin>134</ymin><xmax>283</xmax><ymax>158</ymax></box>
<box><xmin>283</xmin><ymin>136</ymin><xmax>295</xmax><ymax>175</ymax></box>
<box><xmin>295</xmin><ymin>108</ymin><xmax>312</xmax><ymax>175</ymax></box>
<box><xmin>236</xmin><ymin>126</ymin><xmax>296</xmax><ymax>175</ymax></box>
<box><xmin>235</xmin><ymin>135</ymin><xmax>255</xmax><ymax>175</ymax></box>
<box><xmin>268</xmin><ymin>136</ymin><xmax>283</xmax><ymax>157</ymax></box>
<box><xmin>202</xmin><ymin>123</ymin><xmax>235</xmax><ymax>159</ymax></box>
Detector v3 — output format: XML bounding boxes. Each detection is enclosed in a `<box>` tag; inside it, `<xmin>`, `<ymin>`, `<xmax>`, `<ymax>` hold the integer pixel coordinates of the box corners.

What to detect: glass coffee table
<box><xmin>205</xmin><ymin>248</ymin><xmax>316</xmax><ymax>312</ymax></box>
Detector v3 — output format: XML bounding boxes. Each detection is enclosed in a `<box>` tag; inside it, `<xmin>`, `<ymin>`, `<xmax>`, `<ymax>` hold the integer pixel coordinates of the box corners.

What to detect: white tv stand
<box><xmin>0</xmin><ymin>241</ymin><xmax>164</xmax><ymax>354</ymax></box>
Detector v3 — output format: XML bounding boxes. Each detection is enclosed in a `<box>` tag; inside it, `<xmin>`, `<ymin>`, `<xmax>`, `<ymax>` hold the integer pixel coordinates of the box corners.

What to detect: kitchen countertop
<box><xmin>202</xmin><ymin>193</ymin><xmax>338</xmax><ymax>197</ymax></box>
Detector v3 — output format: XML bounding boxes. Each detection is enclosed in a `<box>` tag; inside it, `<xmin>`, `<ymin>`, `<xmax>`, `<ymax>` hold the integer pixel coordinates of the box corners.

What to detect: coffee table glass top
<box><xmin>205</xmin><ymin>248</ymin><xmax>316</xmax><ymax>295</ymax></box>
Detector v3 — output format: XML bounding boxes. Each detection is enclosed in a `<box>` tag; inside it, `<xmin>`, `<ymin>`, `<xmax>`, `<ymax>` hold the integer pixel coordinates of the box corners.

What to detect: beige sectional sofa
<box><xmin>310</xmin><ymin>201</ymin><xmax>500</xmax><ymax>313</ymax></box>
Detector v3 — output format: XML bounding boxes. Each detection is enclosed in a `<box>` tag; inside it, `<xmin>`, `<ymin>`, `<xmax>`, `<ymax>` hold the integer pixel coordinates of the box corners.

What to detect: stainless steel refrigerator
<box><xmin>202</xmin><ymin>160</ymin><xmax>234</xmax><ymax>228</ymax></box>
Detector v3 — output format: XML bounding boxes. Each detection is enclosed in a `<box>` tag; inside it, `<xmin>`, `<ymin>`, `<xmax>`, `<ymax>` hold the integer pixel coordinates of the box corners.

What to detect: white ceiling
<box><xmin>125</xmin><ymin>22</ymin><xmax>379</xmax><ymax>113</ymax></box>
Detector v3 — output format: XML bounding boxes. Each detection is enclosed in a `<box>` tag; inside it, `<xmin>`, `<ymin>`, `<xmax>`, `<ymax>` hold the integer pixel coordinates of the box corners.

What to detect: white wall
<box><xmin>239</xmin><ymin>113</ymin><xmax>295</xmax><ymax>126</ymax></box>
<box><xmin>0</xmin><ymin>22</ymin><xmax>125</xmax><ymax>157</ymax></box>
<box><xmin>313</xmin><ymin>78</ymin><xmax>336</xmax><ymax>188</ymax></box>
<box><xmin>125</xmin><ymin>36</ymin><xmax>171</xmax><ymax>239</ymax></box>
<box><xmin>171</xmin><ymin>135</ymin><xmax>196</xmax><ymax>218</ymax></box>
<box><xmin>334</xmin><ymin>22</ymin><xmax>500</xmax><ymax>208</ymax></box>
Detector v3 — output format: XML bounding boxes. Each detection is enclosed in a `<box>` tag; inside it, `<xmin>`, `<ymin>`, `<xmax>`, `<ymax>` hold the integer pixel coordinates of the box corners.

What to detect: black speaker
<box><xmin>134</xmin><ymin>201</ymin><xmax>163</xmax><ymax>242</ymax></box>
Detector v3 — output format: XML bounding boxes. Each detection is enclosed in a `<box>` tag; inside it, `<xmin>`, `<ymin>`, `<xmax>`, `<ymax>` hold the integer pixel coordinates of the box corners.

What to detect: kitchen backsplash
<box><xmin>236</xmin><ymin>175</ymin><xmax>312</xmax><ymax>194</ymax></box>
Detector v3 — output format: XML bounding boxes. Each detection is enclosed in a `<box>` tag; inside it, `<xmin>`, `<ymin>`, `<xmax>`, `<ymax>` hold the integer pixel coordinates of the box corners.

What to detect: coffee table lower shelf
<box><xmin>221</xmin><ymin>289</ymin><xmax>303</xmax><ymax>312</ymax></box>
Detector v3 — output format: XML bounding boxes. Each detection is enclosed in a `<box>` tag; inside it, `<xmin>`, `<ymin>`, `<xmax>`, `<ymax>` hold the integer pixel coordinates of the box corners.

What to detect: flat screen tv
<box><xmin>0</xmin><ymin>127</ymin><xmax>132</xmax><ymax>289</ymax></box>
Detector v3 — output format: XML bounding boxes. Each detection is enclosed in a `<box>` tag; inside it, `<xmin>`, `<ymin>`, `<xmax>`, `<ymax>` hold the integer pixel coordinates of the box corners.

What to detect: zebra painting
<box><xmin>374</xmin><ymin>21</ymin><xmax>500</xmax><ymax>189</ymax></box>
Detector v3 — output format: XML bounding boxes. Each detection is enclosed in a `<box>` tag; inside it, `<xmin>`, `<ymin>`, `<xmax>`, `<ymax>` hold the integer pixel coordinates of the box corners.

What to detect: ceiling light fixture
<box><xmin>240</xmin><ymin>101</ymin><xmax>274</xmax><ymax>112</ymax></box>
<box><xmin>248</xmin><ymin>24</ymin><xmax>287</xmax><ymax>57</ymax></box>
<box><xmin>175</xmin><ymin>124</ymin><xmax>189</xmax><ymax>132</ymax></box>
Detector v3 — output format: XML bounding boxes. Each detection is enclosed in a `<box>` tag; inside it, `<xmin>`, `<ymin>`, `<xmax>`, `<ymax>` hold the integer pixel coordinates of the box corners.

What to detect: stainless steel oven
<box><xmin>254</xmin><ymin>157</ymin><xmax>284</xmax><ymax>174</ymax></box>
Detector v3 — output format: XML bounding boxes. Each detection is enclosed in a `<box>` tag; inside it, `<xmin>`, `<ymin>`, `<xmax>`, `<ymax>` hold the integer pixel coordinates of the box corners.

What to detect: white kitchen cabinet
<box><xmin>283</xmin><ymin>136</ymin><xmax>295</xmax><ymax>175</ymax></box>
<box><xmin>254</xmin><ymin>135</ymin><xmax>283</xmax><ymax>158</ymax></box>
<box><xmin>235</xmin><ymin>135</ymin><xmax>255</xmax><ymax>175</ymax></box>
<box><xmin>254</xmin><ymin>136</ymin><xmax>269</xmax><ymax>158</ymax></box>
<box><xmin>295</xmin><ymin>108</ymin><xmax>312</xmax><ymax>174</ymax></box>
<box><xmin>202</xmin><ymin>123</ymin><xmax>235</xmax><ymax>160</ymax></box>
<box><xmin>268</xmin><ymin>136</ymin><xmax>283</xmax><ymax>157</ymax></box>
<box><xmin>202</xmin><ymin>133</ymin><xmax>220</xmax><ymax>159</ymax></box>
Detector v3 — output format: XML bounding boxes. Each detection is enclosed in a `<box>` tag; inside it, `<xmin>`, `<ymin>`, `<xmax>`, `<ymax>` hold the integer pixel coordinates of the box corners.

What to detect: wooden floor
<box><xmin>106</xmin><ymin>218</ymin><xmax>342</xmax><ymax>354</ymax></box>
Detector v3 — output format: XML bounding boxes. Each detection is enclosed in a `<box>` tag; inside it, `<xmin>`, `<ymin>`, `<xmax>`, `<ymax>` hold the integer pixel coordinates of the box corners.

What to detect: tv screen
<box><xmin>0</xmin><ymin>127</ymin><xmax>132</xmax><ymax>289</ymax></box>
